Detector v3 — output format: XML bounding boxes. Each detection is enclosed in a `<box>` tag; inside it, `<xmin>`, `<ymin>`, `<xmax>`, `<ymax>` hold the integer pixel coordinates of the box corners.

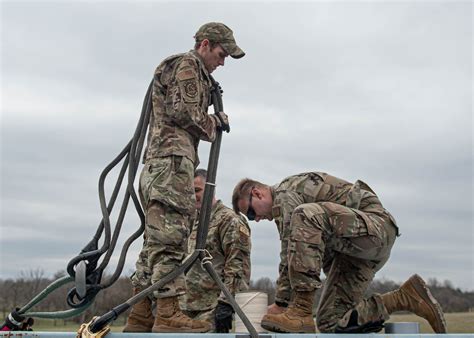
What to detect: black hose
<box><xmin>66</xmin><ymin>80</ymin><xmax>153</xmax><ymax>307</ymax></box>
<box><xmin>9</xmin><ymin>79</ymin><xmax>155</xmax><ymax>321</ymax></box>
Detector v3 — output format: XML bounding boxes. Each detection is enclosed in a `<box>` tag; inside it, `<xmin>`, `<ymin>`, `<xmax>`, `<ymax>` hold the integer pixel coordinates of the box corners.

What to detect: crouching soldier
<box><xmin>232</xmin><ymin>172</ymin><xmax>446</xmax><ymax>334</ymax></box>
<box><xmin>181</xmin><ymin>169</ymin><xmax>252</xmax><ymax>332</ymax></box>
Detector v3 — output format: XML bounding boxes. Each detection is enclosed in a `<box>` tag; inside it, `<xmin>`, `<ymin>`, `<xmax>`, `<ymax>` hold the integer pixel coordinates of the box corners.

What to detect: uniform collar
<box><xmin>270</xmin><ymin>186</ymin><xmax>278</xmax><ymax>218</ymax></box>
<box><xmin>270</xmin><ymin>185</ymin><xmax>277</xmax><ymax>200</ymax></box>
<box><xmin>197</xmin><ymin>199</ymin><xmax>222</xmax><ymax>220</ymax></box>
<box><xmin>212</xmin><ymin>199</ymin><xmax>223</xmax><ymax>213</ymax></box>
<box><xmin>189</xmin><ymin>49</ymin><xmax>211</xmax><ymax>80</ymax></box>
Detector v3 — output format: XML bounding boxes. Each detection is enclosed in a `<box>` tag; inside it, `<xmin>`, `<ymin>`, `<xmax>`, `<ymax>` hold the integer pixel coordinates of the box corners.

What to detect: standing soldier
<box><xmin>123</xmin><ymin>22</ymin><xmax>245</xmax><ymax>333</ymax></box>
<box><xmin>181</xmin><ymin>169</ymin><xmax>251</xmax><ymax>333</ymax></box>
<box><xmin>232</xmin><ymin>172</ymin><xmax>447</xmax><ymax>333</ymax></box>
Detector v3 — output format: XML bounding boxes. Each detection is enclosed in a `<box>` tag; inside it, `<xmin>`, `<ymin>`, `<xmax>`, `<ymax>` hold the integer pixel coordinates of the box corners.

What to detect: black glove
<box><xmin>275</xmin><ymin>300</ymin><xmax>289</xmax><ymax>308</ymax></box>
<box><xmin>214</xmin><ymin>301</ymin><xmax>234</xmax><ymax>333</ymax></box>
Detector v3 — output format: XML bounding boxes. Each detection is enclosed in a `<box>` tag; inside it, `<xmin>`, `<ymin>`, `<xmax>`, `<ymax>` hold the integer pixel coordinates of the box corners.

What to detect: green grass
<box><xmin>388</xmin><ymin>312</ymin><xmax>474</xmax><ymax>333</ymax></box>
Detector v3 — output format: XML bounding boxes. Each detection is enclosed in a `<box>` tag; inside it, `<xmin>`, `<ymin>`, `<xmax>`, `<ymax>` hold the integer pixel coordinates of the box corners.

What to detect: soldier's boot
<box><xmin>381</xmin><ymin>274</ymin><xmax>447</xmax><ymax>333</ymax></box>
<box><xmin>261</xmin><ymin>290</ymin><xmax>316</xmax><ymax>333</ymax></box>
<box><xmin>122</xmin><ymin>288</ymin><xmax>154</xmax><ymax>332</ymax></box>
<box><xmin>152</xmin><ymin>295</ymin><xmax>211</xmax><ymax>333</ymax></box>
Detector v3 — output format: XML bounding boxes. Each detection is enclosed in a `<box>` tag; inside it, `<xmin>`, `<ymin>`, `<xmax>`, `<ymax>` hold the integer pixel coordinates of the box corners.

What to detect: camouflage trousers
<box><xmin>131</xmin><ymin>155</ymin><xmax>196</xmax><ymax>299</ymax></box>
<box><xmin>287</xmin><ymin>202</ymin><xmax>397</xmax><ymax>332</ymax></box>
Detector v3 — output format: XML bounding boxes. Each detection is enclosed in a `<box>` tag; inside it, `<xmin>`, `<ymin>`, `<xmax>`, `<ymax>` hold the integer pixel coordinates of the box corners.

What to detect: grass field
<box><xmin>387</xmin><ymin>312</ymin><xmax>474</xmax><ymax>334</ymax></box>
<box><xmin>6</xmin><ymin>311</ymin><xmax>473</xmax><ymax>333</ymax></box>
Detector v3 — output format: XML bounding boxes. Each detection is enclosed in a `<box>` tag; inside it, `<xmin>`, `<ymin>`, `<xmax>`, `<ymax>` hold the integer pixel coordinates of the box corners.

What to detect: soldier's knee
<box><xmin>294</xmin><ymin>203</ymin><xmax>326</xmax><ymax>215</ymax></box>
<box><xmin>291</xmin><ymin>203</ymin><xmax>326</xmax><ymax>228</ymax></box>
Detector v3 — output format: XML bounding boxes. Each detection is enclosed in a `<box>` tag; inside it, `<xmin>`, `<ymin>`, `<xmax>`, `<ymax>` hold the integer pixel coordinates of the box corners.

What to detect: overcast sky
<box><xmin>1</xmin><ymin>1</ymin><xmax>472</xmax><ymax>294</ymax></box>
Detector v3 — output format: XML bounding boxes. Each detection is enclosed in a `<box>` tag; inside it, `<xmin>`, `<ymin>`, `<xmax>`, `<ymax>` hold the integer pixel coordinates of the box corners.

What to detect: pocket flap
<box><xmin>291</xmin><ymin>226</ymin><xmax>322</xmax><ymax>245</ymax></box>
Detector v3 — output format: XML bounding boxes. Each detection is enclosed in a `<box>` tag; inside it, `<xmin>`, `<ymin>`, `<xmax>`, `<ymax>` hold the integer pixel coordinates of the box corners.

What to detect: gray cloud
<box><xmin>1</xmin><ymin>1</ymin><xmax>472</xmax><ymax>292</ymax></box>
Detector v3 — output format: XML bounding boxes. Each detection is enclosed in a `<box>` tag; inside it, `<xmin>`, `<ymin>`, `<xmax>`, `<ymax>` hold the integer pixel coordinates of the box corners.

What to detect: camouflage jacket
<box><xmin>143</xmin><ymin>50</ymin><xmax>217</xmax><ymax>166</ymax></box>
<box><xmin>184</xmin><ymin>200</ymin><xmax>251</xmax><ymax>311</ymax></box>
<box><xmin>271</xmin><ymin>172</ymin><xmax>397</xmax><ymax>304</ymax></box>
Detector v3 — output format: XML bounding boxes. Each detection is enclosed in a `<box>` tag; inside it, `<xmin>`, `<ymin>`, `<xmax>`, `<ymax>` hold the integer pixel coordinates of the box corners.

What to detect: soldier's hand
<box><xmin>212</xmin><ymin>111</ymin><xmax>230</xmax><ymax>133</ymax></box>
<box><xmin>214</xmin><ymin>301</ymin><xmax>234</xmax><ymax>333</ymax></box>
<box><xmin>267</xmin><ymin>302</ymin><xmax>287</xmax><ymax>315</ymax></box>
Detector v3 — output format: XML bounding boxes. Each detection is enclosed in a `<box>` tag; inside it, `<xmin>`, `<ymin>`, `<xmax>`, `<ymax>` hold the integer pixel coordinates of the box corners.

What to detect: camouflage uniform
<box><xmin>182</xmin><ymin>200</ymin><xmax>252</xmax><ymax>327</ymax></box>
<box><xmin>271</xmin><ymin>172</ymin><xmax>399</xmax><ymax>332</ymax></box>
<box><xmin>131</xmin><ymin>50</ymin><xmax>218</xmax><ymax>299</ymax></box>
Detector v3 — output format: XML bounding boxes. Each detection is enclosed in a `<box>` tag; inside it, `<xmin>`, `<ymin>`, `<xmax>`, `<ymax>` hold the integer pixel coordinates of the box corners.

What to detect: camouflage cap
<box><xmin>194</xmin><ymin>22</ymin><xmax>245</xmax><ymax>59</ymax></box>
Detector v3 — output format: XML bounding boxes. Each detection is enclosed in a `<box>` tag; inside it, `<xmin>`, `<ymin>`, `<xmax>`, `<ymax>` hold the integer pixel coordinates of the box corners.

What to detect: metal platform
<box><xmin>0</xmin><ymin>333</ymin><xmax>473</xmax><ymax>338</ymax></box>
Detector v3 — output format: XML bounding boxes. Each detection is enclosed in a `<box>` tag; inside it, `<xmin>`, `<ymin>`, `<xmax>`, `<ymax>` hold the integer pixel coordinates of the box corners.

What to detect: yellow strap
<box><xmin>76</xmin><ymin>317</ymin><xmax>110</xmax><ymax>338</ymax></box>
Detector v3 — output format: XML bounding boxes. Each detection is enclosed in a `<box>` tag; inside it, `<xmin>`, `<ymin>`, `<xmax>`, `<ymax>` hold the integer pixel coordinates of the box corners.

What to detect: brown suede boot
<box><xmin>381</xmin><ymin>274</ymin><xmax>447</xmax><ymax>333</ymax></box>
<box><xmin>152</xmin><ymin>295</ymin><xmax>211</xmax><ymax>333</ymax></box>
<box><xmin>261</xmin><ymin>291</ymin><xmax>316</xmax><ymax>333</ymax></box>
<box><xmin>123</xmin><ymin>288</ymin><xmax>155</xmax><ymax>332</ymax></box>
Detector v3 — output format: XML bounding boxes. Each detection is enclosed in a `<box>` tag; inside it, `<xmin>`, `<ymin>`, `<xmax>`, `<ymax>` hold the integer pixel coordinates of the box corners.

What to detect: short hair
<box><xmin>232</xmin><ymin>178</ymin><xmax>267</xmax><ymax>213</ymax></box>
<box><xmin>194</xmin><ymin>168</ymin><xmax>207</xmax><ymax>180</ymax></box>
<box><xmin>194</xmin><ymin>39</ymin><xmax>221</xmax><ymax>50</ymax></box>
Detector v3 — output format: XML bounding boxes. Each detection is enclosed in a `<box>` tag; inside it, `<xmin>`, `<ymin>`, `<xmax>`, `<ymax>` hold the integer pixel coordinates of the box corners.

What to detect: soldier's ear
<box><xmin>251</xmin><ymin>187</ymin><xmax>258</xmax><ymax>197</ymax></box>
<box><xmin>201</xmin><ymin>39</ymin><xmax>210</xmax><ymax>48</ymax></box>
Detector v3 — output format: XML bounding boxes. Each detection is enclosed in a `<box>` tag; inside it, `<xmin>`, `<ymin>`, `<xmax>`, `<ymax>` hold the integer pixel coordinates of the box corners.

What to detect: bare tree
<box><xmin>250</xmin><ymin>277</ymin><xmax>276</xmax><ymax>304</ymax></box>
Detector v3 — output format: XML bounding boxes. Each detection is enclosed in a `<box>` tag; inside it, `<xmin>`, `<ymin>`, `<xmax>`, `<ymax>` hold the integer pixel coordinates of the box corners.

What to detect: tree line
<box><xmin>0</xmin><ymin>269</ymin><xmax>472</xmax><ymax>326</ymax></box>
<box><xmin>250</xmin><ymin>276</ymin><xmax>474</xmax><ymax>313</ymax></box>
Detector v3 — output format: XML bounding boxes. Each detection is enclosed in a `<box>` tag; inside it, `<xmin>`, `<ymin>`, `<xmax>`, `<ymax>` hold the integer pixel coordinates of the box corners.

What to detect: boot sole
<box><xmin>408</xmin><ymin>274</ymin><xmax>447</xmax><ymax>333</ymax></box>
<box><xmin>261</xmin><ymin>319</ymin><xmax>315</xmax><ymax>333</ymax></box>
<box><xmin>152</xmin><ymin>325</ymin><xmax>210</xmax><ymax>333</ymax></box>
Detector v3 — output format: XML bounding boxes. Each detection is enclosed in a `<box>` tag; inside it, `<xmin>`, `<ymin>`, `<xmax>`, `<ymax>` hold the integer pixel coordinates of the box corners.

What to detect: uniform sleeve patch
<box><xmin>176</xmin><ymin>69</ymin><xmax>196</xmax><ymax>81</ymax></box>
<box><xmin>183</xmin><ymin>80</ymin><xmax>198</xmax><ymax>98</ymax></box>
<box><xmin>239</xmin><ymin>224</ymin><xmax>250</xmax><ymax>237</ymax></box>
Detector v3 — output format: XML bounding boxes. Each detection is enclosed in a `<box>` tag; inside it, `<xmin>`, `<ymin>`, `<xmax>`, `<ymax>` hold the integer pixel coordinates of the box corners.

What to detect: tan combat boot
<box><xmin>123</xmin><ymin>288</ymin><xmax>155</xmax><ymax>332</ymax></box>
<box><xmin>381</xmin><ymin>274</ymin><xmax>447</xmax><ymax>333</ymax></box>
<box><xmin>261</xmin><ymin>291</ymin><xmax>316</xmax><ymax>333</ymax></box>
<box><xmin>152</xmin><ymin>295</ymin><xmax>211</xmax><ymax>333</ymax></box>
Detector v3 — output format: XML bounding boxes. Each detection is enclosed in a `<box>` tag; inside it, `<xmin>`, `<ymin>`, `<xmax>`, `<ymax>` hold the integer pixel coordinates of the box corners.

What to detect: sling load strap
<box><xmin>77</xmin><ymin>317</ymin><xmax>110</xmax><ymax>338</ymax></box>
<box><xmin>200</xmin><ymin>252</ymin><xmax>259</xmax><ymax>338</ymax></box>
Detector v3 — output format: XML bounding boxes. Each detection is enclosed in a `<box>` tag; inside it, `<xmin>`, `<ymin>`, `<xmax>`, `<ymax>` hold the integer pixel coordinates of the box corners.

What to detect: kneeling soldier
<box><xmin>232</xmin><ymin>172</ymin><xmax>446</xmax><ymax>334</ymax></box>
